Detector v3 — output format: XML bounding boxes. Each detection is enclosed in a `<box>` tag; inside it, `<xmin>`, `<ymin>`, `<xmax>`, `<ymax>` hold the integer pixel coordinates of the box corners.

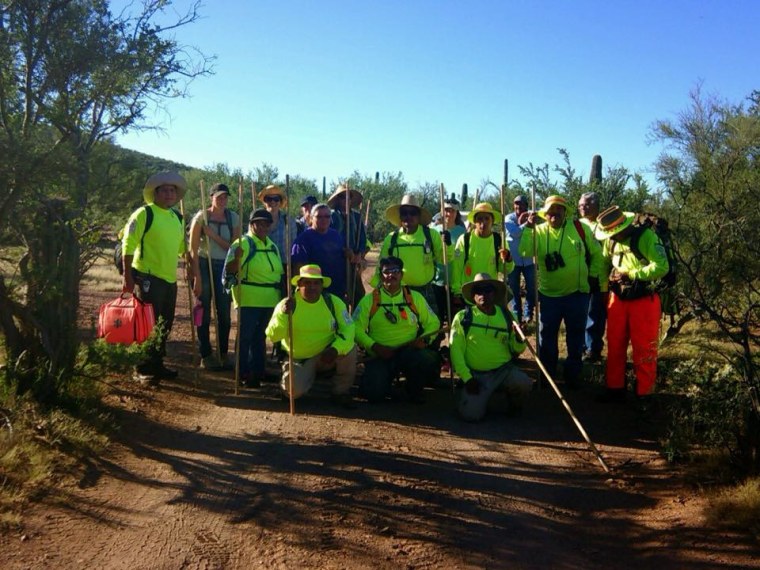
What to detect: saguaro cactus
<box><xmin>460</xmin><ymin>183</ymin><xmax>468</xmax><ymax>208</ymax></box>
<box><xmin>589</xmin><ymin>154</ymin><xmax>603</xmax><ymax>185</ymax></box>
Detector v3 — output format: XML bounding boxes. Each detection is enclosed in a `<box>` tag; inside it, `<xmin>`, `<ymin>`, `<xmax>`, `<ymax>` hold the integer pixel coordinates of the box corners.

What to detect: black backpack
<box><xmin>114</xmin><ymin>205</ymin><xmax>183</xmax><ymax>275</ymax></box>
<box><xmin>389</xmin><ymin>225</ymin><xmax>436</xmax><ymax>263</ymax></box>
<box><xmin>462</xmin><ymin>230</ymin><xmax>502</xmax><ymax>266</ymax></box>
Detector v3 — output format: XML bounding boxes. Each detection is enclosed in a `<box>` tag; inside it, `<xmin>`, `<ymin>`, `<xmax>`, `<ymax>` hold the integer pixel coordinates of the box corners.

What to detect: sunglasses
<box><xmin>263</xmin><ymin>195</ymin><xmax>281</xmax><ymax>203</ymax></box>
<box><xmin>399</xmin><ymin>207</ymin><xmax>419</xmax><ymax>217</ymax></box>
<box><xmin>381</xmin><ymin>267</ymin><xmax>402</xmax><ymax>275</ymax></box>
<box><xmin>472</xmin><ymin>285</ymin><xmax>496</xmax><ymax>295</ymax></box>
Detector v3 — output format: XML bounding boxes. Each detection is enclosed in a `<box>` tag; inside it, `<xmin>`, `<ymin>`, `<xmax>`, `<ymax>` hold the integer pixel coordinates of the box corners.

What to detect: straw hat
<box><xmin>537</xmin><ymin>195</ymin><xmax>574</xmax><ymax>220</ymax></box>
<box><xmin>467</xmin><ymin>202</ymin><xmax>502</xmax><ymax>226</ymax></box>
<box><xmin>290</xmin><ymin>264</ymin><xmax>332</xmax><ymax>287</ymax></box>
<box><xmin>143</xmin><ymin>171</ymin><xmax>187</xmax><ymax>203</ymax></box>
<box><xmin>595</xmin><ymin>205</ymin><xmax>635</xmax><ymax>239</ymax></box>
<box><xmin>461</xmin><ymin>273</ymin><xmax>508</xmax><ymax>305</ymax></box>
<box><xmin>385</xmin><ymin>194</ymin><xmax>433</xmax><ymax>226</ymax></box>
<box><xmin>327</xmin><ymin>184</ymin><xmax>363</xmax><ymax>209</ymax></box>
<box><xmin>257</xmin><ymin>184</ymin><xmax>287</xmax><ymax>207</ymax></box>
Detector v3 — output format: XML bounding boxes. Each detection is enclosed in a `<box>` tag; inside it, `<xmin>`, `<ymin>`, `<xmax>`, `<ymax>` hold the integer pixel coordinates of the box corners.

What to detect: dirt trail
<box><xmin>1</xmin><ymin>288</ymin><xmax>758</xmax><ymax>569</ymax></box>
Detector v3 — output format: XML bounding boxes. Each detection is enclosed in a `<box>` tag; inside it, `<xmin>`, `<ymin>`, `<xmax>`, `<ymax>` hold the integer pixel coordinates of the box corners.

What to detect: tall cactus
<box><xmin>460</xmin><ymin>183</ymin><xmax>468</xmax><ymax>208</ymax></box>
<box><xmin>589</xmin><ymin>154</ymin><xmax>603</xmax><ymax>185</ymax></box>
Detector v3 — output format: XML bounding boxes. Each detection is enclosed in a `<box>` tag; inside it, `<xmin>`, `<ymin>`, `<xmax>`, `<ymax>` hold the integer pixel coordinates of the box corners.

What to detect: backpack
<box><xmin>232</xmin><ymin>235</ymin><xmax>281</xmax><ymax>290</ymax></box>
<box><xmin>462</xmin><ymin>231</ymin><xmax>502</xmax><ymax>267</ymax></box>
<box><xmin>572</xmin><ymin>219</ymin><xmax>591</xmax><ymax>269</ymax></box>
<box><xmin>389</xmin><ymin>225</ymin><xmax>436</xmax><ymax>263</ymax></box>
<box><xmin>205</xmin><ymin>209</ymin><xmax>234</xmax><ymax>242</ymax></box>
<box><xmin>368</xmin><ymin>286</ymin><xmax>420</xmax><ymax>321</ymax></box>
<box><xmin>293</xmin><ymin>291</ymin><xmax>342</xmax><ymax>334</ymax></box>
<box><xmin>612</xmin><ymin>213</ymin><xmax>678</xmax><ymax>314</ymax></box>
<box><xmin>460</xmin><ymin>304</ymin><xmax>516</xmax><ymax>357</ymax></box>
<box><xmin>114</xmin><ymin>205</ymin><xmax>183</xmax><ymax>275</ymax></box>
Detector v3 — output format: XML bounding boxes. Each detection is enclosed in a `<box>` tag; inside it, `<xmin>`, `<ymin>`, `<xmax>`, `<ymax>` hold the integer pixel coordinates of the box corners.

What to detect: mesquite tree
<box><xmin>0</xmin><ymin>0</ymin><xmax>211</xmax><ymax>401</ymax></box>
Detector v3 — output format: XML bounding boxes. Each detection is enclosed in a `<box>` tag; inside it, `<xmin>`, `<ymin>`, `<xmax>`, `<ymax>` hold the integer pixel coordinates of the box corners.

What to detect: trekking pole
<box><xmin>285</xmin><ymin>174</ymin><xmax>296</xmax><ymax>415</ymax></box>
<box><xmin>511</xmin><ymin>320</ymin><xmax>611</xmax><ymax>474</ymax></box>
<box><xmin>350</xmin><ymin>196</ymin><xmax>367</xmax><ymax>308</ymax></box>
<box><xmin>199</xmin><ymin>180</ymin><xmax>223</xmax><ymax>365</ymax></box>
<box><xmin>179</xmin><ymin>199</ymin><xmax>200</xmax><ymax>382</ymax></box>
<box><xmin>499</xmin><ymin>181</ymin><xmax>508</xmax><ymax>290</ymax></box>
<box><xmin>345</xmin><ymin>184</ymin><xmax>353</xmax><ymax>310</ymax></box>
<box><xmin>250</xmin><ymin>181</ymin><xmax>257</xmax><ymax>212</ymax></box>
<box><xmin>234</xmin><ymin>181</ymin><xmax>244</xmax><ymax>396</ymax></box>
<box><xmin>531</xmin><ymin>182</ymin><xmax>541</xmax><ymax>390</ymax></box>
<box><xmin>439</xmin><ymin>183</ymin><xmax>454</xmax><ymax>388</ymax></box>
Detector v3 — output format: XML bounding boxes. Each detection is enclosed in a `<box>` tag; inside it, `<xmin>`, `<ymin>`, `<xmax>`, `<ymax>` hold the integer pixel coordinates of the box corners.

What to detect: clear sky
<box><xmin>115</xmin><ymin>0</ymin><xmax>759</xmax><ymax>193</ymax></box>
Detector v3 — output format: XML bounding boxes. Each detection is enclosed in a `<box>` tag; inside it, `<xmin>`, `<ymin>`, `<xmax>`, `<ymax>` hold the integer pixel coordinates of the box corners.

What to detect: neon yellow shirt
<box><xmin>266</xmin><ymin>292</ymin><xmax>355</xmax><ymax>360</ymax></box>
<box><xmin>449</xmin><ymin>306</ymin><xmax>526</xmax><ymax>382</ymax></box>
<box><xmin>353</xmin><ymin>287</ymin><xmax>440</xmax><ymax>351</ymax></box>
<box><xmin>225</xmin><ymin>233</ymin><xmax>283</xmax><ymax>308</ymax></box>
<box><xmin>123</xmin><ymin>205</ymin><xmax>186</xmax><ymax>283</ymax></box>
<box><xmin>602</xmin><ymin>227</ymin><xmax>668</xmax><ymax>282</ymax></box>
<box><xmin>451</xmin><ymin>232</ymin><xmax>515</xmax><ymax>294</ymax></box>
<box><xmin>371</xmin><ymin>225</ymin><xmax>451</xmax><ymax>287</ymax></box>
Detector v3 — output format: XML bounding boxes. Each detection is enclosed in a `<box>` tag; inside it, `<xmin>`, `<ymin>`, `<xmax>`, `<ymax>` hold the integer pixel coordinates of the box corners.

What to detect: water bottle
<box><xmin>193</xmin><ymin>299</ymin><xmax>204</xmax><ymax>327</ymax></box>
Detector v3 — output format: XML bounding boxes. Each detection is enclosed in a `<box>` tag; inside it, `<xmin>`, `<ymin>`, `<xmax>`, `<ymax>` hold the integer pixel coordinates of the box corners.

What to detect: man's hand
<box><xmin>320</xmin><ymin>346</ymin><xmax>338</xmax><ymax>366</ymax></box>
<box><xmin>499</xmin><ymin>248</ymin><xmax>512</xmax><ymax>263</ymax></box>
<box><xmin>609</xmin><ymin>268</ymin><xmax>631</xmax><ymax>285</ymax></box>
<box><xmin>281</xmin><ymin>298</ymin><xmax>295</xmax><ymax>314</ymax></box>
<box><xmin>372</xmin><ymin>343</ymin><xmax>395</xmax><ymax>360</ymax></box>
<box><xmin>192</xmin><ymin>278</ymin><xmax>202</xmax><ymax>298</ymax></box>
<box><xmin>441</xmin><ymin>230</ymin><xmax>452</xmax><ymax>246</ymax></box>
<box><xmin>464</xmin><ymin>378</ymin><xmax>481</xmax><ymax>395</ymax></box>
<box><xmin>518</xmin><ymin>211</ymin><xmax>537</xmax><ymax>227</ymax></box>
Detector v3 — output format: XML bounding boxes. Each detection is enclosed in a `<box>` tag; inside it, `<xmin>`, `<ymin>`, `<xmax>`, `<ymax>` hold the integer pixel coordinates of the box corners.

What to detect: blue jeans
<box><xmin>508</xmin><ymin>264</ymin><xmax>536</xmax><ymax>319</ymax></box>
<box><xmin>538</xmin><ymin>291</ymin><xmax>589</xmax><ymax>382</ymax></box>
<box><xmin>239</xmin><ymin>307</ymin><xmax>274</xmax><ymax>377</ymax></box>
<box><xmin>197</xmin><ymin>257</ymin><xmax>232</xmax><ymax>358</ymax></box>
<box><xmin>585</xmin><ymin>291</ymin><xmax>607</xmax><ymax>355</ymax></box>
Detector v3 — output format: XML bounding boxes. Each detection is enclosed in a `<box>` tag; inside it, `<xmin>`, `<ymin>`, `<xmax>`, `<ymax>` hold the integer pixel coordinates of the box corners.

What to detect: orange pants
<box><xmin>605</xmin><ymin>292</ymin><xmax>661</xmax><ymax>396</ymax></box>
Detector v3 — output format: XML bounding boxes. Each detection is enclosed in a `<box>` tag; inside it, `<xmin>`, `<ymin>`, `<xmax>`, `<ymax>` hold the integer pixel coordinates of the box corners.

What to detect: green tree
<box><xmin>0</xmin><ymin>0</ymin><xmax>211</xmax><ymax>401</ymax></box>
<box><xmin>651</xmin><ymin>87</ymin><xmax>760</xmax><ymax>471</ymax></box>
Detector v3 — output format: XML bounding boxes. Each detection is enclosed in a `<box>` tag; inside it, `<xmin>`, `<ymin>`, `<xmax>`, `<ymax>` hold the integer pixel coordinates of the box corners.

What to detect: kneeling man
<box><xmin>450</xmin><ymin>273</ymin><xmax>532</xmax><ymax>421</ymax></box>
<box><xmin>266</xmin><ymin>265</ymin><xmax>357</xmax><ymax>408</ymax></box>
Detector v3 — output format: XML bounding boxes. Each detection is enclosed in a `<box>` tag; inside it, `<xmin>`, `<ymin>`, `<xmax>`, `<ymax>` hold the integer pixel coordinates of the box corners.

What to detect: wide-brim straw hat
<box><xmin>290</xmin><ymin>264</ymin><xmax>332</xmax><ymax>287</ymax></box>
<box><xmin>327</xmin><ymin>185</ymin><xmax>363</xmax><ymax>209</ymax></box>
<box><xmin>537</xmin><ymin>195</ymin><xmax>574</xmax><ymax>220</ymax></box>
<box><xmin>143</xmin><ymin>171</ymin><xmax>187</xmax><ymax>203</ymax></box>
<box><xmin>467</xmin><ymin>202</ymin><xmax>502</xmax><ymax>226</ymax></box>
<box><xmin>595</xmin><ymin>205</ymin><xmax>635</xmax><ymax>239</ymax></box>
<box><xmin>461</xmin><ymin>272</ymin><xmax>508</xmax><ymax>305</ymax></box>
<box><xmin>257</xmin><ymin>184</ymin><xmax>288</xmax><ymax>208</ymax></box>
<box><xmin>385</xmin><ymin>194</ymin><xmax>433</xmax><ymax>226</ymax></box>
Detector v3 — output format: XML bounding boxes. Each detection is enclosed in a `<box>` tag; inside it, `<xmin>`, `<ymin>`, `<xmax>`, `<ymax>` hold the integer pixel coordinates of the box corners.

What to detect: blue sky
<box><xmin>115</xmin><ymin>0</ymin><xmax>759</xmax><ymax>193</ymax></box>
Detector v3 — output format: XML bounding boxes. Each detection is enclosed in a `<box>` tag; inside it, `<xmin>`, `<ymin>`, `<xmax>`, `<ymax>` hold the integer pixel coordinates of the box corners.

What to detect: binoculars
<box><xmin>544</xmin><ymin>252</ymin><xmax>566</xmax><ymax>272</ymax></box>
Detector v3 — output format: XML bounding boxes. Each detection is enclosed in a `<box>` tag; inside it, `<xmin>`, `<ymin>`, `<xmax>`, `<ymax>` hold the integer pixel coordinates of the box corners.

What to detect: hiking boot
<box><xmin>155</xmin><ymin>365</ymin><xmax>178</xmax><ymax>379</ymax></box>
<box><xmin>595</xmin><ymin>388</ymin><xmax>626</xmax><ymax>404</ymax></box>
<box><xmin>583</xmin><ymin>351</ymin><xmax>602</xmax><ymax>364</ymax></box>
<box><xmin>330</xmin><ymin>393</ymin><xmax>357</xmax><ymax>410</ymax></box>
<box><xmin>221</xmin><ymin>355</ymin><xmax>235</xmax><ymax>371</ymax></box>
<box><xmin>132</xmin><ymin>370</ymin><xmax>159</xmax><ymax>387</ymax></box>
<box><xmin>201</xmin><ymin>355</ymin><xmax>223</xmax><ymax>371</ymax></box>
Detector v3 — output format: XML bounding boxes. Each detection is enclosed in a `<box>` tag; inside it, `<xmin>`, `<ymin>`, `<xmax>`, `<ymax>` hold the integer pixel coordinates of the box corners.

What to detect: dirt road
<box><xmin>0</xmin><ymin>288</ymin><xmax>757</xmax><ymax>569</ymax></box>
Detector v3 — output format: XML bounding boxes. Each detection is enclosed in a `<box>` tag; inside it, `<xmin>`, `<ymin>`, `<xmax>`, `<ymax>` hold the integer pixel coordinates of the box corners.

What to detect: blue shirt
<box><xmin>504</xmin><ymin>212</ymin><xmax>534</xmax><ymax>267</ymax></box>
<box><xmin>291</xmin><ymin>228</ymin><xmax>347</xmax><ymax>298</ymax></box>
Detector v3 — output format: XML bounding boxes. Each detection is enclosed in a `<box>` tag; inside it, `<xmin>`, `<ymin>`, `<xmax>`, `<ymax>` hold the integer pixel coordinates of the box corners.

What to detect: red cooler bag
<box><xmin>97</xmin><ymin>294</ymin><xmax>155</xmax><ymax>344</ymax></box>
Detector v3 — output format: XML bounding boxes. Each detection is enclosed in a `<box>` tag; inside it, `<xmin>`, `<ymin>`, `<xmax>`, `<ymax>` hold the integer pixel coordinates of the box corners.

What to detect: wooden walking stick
<box><xmin>511</xmin><ymin>320</ymin><xmax>611</xmax><ymax>474</ymax></box>
<box><xmin>179</xmin><ymin>199</ymin><xmax>199</xmax><ymax>381</ymax></box>
<box><xmin>531</xmin><ymin>182</ymin><xmax>541</xmax><ymax>389</ymax></box>
<box><xmin>350</xmin><ymin>196</ymin><xmax>368</xmax><ymax>306</ymax></box>
<box><xmin>234</xmin><ymin>180</ymin><xmax>244</xmax><ymax>396</ymax></box>
<box><xmin>285</xmin><ymin>174</ymin><xmax>296</xmax><ymax>415</ymax></box>
<box><xmin>199</xmin><ymin>180</ymin><xmax>222</xmax><ymax>365</ymax></box>
<box><xmin>345</xmin><ymin>183</ymin><xmax>353</xmax><ymax>310</ymax></box>
<box><xmin>250</xmin><ymin>181</ymin><xmax>257</xmax><ymax>212</ymax></box>
<box><xmin>439</xmin><ymin>183</ymin><xmax>454</xmax><ymax>386</ymax></box>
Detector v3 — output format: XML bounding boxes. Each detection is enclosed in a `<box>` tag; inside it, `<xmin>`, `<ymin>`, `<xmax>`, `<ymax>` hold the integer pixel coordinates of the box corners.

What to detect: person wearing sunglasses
<box><xmin>373</xmin><ymin>194</ymin><xmax>452</xmax><ymax>313</ymax></box>
<box><xmin>450</xmin><ymin>273</ymin><xmax>532</xmax><ymax>421</ymax></box>
<box><xmin>353</xmin><ymin>256</ymin><xmax>441</xmax><ymax>404</ymax></box>
<box><xmin>258</xmin><ymin>184</ymin><xmax>298</xmax><ymax>269</ymax></box>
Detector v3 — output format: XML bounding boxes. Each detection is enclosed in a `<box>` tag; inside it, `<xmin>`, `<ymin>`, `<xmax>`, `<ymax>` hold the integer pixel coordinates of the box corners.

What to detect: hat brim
<box><xmin>327</xmin><ymin>189</ymin><xmax>363</xmax><ymax>209</ymax></box>
<box><xmin>257</xmin><ymin>188</ymin><xmax>288</xmax><ymax>208</ymax></box>
<box><xmin>385</xmin><ymin>204</ymin><xmax>433</xmax><ymax>226</ymax></box>
<box><xmin>596</xmin><ymin>213</ymin><xmax>635</xmax><ymax>240</ymax></box>
<box><xmin>143</xmin><ymin>172</ymin><xmax>187</xmax><ymax>203</ymax></box>
<box><xmin>537</xmin><ymin>203</ymin><xmax>574</xmax><ymax>220</ymax></box>
<box><xmin>291</xmin><ymin>274</ymin><xmax>332</xmax><ymax>288</ymax></box>
<box><xmin>461</xmin><ymin>278</ymin><xmax>508</xmax><ymax>305</ymax></box>
<box><xmin>467</xmin><ymin>208</ymin><xmax>502</xmax><ymax>226</ymax></box>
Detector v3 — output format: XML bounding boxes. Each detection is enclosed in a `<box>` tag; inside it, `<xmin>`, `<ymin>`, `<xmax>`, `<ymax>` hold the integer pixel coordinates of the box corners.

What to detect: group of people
<box><xmin>120</xmin><ymin>171</ymin><xmax>669</xmax><ymax>420</ymax></box>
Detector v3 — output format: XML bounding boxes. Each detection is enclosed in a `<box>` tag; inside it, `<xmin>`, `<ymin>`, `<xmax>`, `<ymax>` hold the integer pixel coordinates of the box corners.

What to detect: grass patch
<box><xmin>707</xmin><ymin>478</ymin><xmax>760</xmax><ymax>537</ymax></box>
<box><xmin>81</xmin><ymin>246</ymin><xmax>122</xmax><ymax>292</ymax></box>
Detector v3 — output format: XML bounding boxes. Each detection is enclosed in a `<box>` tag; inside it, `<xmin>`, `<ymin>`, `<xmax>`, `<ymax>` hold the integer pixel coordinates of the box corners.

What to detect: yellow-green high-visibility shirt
<box><xmin>225</xmin><ymin>233</ymin><xmax>283</xmax><ymax>309</ymax></box>
<box><xmin>353</xmin><ymin>287</ymin><xmax>440</xmax><ymax>352</ymax></box>
<box><xmin>122</xmin><ymin>204</ymin><xmax>185</xmax><ymax>283</ymax></box>
<box><xmin>449</xmin><ymin>305</ymin><xmax>525</xmax><ymax>383</ymax></box>
<box><xmin>371</xmin><ymin>225</ymin><xmax>451</xmax><ymax>288</ymax></box>
<box><xmin>265</xmin><ymin>292</ymin><xmax>355</xmax><ymax>360</ymax></box>
<box><xmin>602</xmin><ymin>227</ymin><xmax>668</xmax><ymax>282</ymax></box>
<box><xmin>451</xmin><ymin>231</ymin><xmax>515</xmax><ymax>294</ymax></box>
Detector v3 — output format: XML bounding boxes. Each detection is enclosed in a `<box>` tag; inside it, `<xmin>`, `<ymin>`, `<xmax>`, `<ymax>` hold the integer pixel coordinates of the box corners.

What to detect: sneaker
<box><xmin>330</xmin><ymin>393</ymin><xmax>357</xmax><ymax>410</ymax></box>
<box><xmin>201</xmin><ymin>355</ymin><xmax>224</xmax><ymax>371</ymax></box>
<box><xmin>595</xmin><ymin>388</ymin><xmax>626</xmax><ymax>404</ymax></box>
<box><xmin>155</xmin><ymin>365</ymin><xmax>178</xmax><ymax>379</ymax></box>
<box><xmin>132</xmin><ymin>370</ymin><xmax>159</xmax><ymax>386</ymax></box>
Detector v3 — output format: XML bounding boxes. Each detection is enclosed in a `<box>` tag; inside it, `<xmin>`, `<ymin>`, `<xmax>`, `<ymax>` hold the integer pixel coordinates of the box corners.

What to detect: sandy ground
<box><xmin>1</xmin><ymin>275</ymin><xmax>758</xmax><ymax>569</ymax></box>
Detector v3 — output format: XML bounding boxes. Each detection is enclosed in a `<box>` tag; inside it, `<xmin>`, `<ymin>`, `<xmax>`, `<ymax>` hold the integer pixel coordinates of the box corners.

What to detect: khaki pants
<box><xmin>281</xmin><ymin>347</ymin><xmax>357</xmax><ymax>399</ymax></box>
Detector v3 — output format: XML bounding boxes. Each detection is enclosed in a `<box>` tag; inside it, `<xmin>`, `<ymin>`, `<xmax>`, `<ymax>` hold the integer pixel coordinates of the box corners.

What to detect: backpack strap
<box><xmin>389</xmin><ymin>226</ymin><xmax>436</xmax><ymax>263</ymax></box>
<box><xmin>224</xmin><ymin>208</ymin><xmax>234</xmax><ymax>239</ymax></box>
<box><xmin>137</xmin><ymin>205</ymin><xmax>154</xmax><ymax>261</ymax></box>
<box><xmin>368</xmin><ymin>286</ymin><xmax>420</xmax><ymax>320</ymax></box>
<box><xmin>463</xmin><ymin>231</ymin><xmax>501</xmax><ymax>265</ymax></box>
<box><xmin>573</xmin><ymin>219</ymin><xmax>591</xmax><ymax>269</ymax></box>
<box><xmin>461</xmin><ymin>305</ymin><xmax>512</xmax><ymax>335</ymax></box>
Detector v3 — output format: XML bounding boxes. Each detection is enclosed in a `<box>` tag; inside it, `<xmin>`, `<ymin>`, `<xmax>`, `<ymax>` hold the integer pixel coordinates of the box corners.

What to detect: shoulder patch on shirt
<box><xmin>127</xmin><ymin>219</ymin><xmax>137</xmax><ymax>236</ymax></box>
<box><xmin>341</xmin><ymin>308</ymin><xmax>352</xmax><ymax>325</ymax></box>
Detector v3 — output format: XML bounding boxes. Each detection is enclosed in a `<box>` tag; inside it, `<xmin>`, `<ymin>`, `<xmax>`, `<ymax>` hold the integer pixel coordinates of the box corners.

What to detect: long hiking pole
<box><xmin>285</xmin><ymin>174</ymin><xmax>296</xmax><ymax>415</ymax></box>
<box><xmin>199</xmin><ymin>180</ymin><xmax>223</xmax><ymax>365</ymax></box>
<box><xmin>234</xmin><ymin>181</ymin><xmax>244</xmax><ymax>396</ymax></box>
<box><xmin>345</xmin><ymin>184</ymin><xmax>352</xmax><ymax>310</ymax></box>
<box><xmin>439</xmin><ymin>184</ymin><xmax>455</xmax><ymax>390</ymax></box>
<box><xmin>503</xmin><ymin>158</ymin><xmax>510</xmax><ymax>295</ymax></box>
<box><xmin>531</xmin><ymin>182</ymin><xmax>541</xmax><ymax>390</ymax></box>
<box><xmin>511</xmin><ymin>320</ymin><xmax>611</xmax><ymax>474</ymax></box>
<box><xmin>179</xmin><ymin>199</ymin><xmax>199</xmax><ymax>383</ymax></box>
<box><xmin>349</xmin><ymin>196</ymin><xmax>367</xmax><ymax>307</ymax></box>
<box><xmin>251</xmin><ymin>181</ymin><xmax>257</xmax><ymax>212</ymax></box>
